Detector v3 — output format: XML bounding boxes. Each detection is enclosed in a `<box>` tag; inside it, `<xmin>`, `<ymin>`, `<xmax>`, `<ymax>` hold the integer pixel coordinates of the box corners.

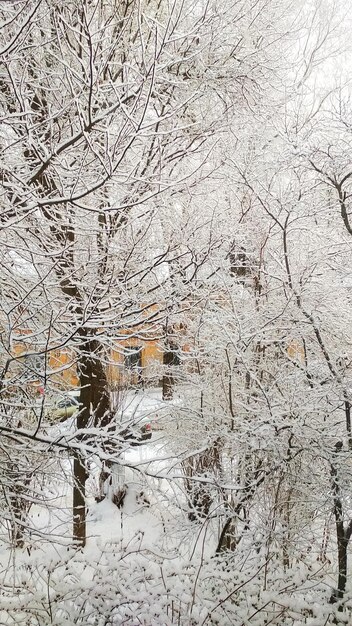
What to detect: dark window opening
<box><xmin>124</xmin><ymin>346</ymin><xmax>143</xmax><ymax>386</ymax></box>
<box><xmin>124</xmin><ymin>346</ymin><xmax>142</xmax><ymax>370</ymax></box>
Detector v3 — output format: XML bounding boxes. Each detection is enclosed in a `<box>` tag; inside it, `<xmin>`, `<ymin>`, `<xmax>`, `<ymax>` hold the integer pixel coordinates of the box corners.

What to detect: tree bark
<box><xmin>72</xmin><ymin>453</ymin><xmax>88</xmax><ymax>547</ymax></box>
<box><xmin>73</xmin><ymin>336</ymin><xmax>111</xmax><ymax>546</ymax></box>
<box><xmin>329</xmin><ymin>449</ymin><xmax>352</xmax><ymax>606</ymax></box>
<box><xmin>162</xmin><ymin>343</ymin><xmax>179</xmax><ymax>400</ymax></box>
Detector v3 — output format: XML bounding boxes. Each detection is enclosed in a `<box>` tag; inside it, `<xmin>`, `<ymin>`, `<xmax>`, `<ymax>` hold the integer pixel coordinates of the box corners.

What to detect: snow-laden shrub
<box><xmin>0</xmin><ymin>541</ymin><xmax>347</xmax><ymax>625</ymax></box>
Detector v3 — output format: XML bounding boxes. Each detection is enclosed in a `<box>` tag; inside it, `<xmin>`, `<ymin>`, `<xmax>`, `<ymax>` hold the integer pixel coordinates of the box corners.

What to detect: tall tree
<box><xmin>0</xmin><ymin>0</ymin><xmax>221</xmax><ymax>546</ymax></box>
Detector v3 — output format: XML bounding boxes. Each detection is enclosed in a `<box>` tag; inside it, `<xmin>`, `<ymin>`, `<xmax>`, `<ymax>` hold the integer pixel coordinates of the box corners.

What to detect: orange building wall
<box><xmin>107</xmin><ymin>338</ymin><xmax>163</xmax><ymax>388</ymax></box>
<box><xmin>48</xmin><ymin>350</ymin><xmax>79</xmax><ymax>388</ymax></box>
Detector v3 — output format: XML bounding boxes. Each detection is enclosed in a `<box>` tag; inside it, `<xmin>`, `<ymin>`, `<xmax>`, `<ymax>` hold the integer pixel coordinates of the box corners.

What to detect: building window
<box><xmin>124</xmin><ymin>346</ymin><xmax>142</xmax><ymax>370</ymax></box>
<box><xmin>124</xmin><ymin>346</ymin><xmax>143</xmax><ymax>386</ymax></box>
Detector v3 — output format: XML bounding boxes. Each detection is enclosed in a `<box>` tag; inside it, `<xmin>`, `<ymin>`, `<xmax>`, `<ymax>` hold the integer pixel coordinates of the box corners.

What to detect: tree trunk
<box><xmin>329</xmin><ymin>532</ymin><xmax>348</xmax><ymax>606</ymax></box>
<box><xmin>73</xmin><ymin>355</ymin><xmax>91</xmax><ymax>547</ymax></box>
<box><xmin>337</xmin><ymin>537</ymin><xmax>348</xmax><ymax>601</ymax></box>
<box><xmin>162</xmin><ymin>343</ymin><xmax>179</xmax><ymax>400</ymax></box>
<box><xmin>330</xmin><ymin>452</ymin><xmax>351</xmax><ymax>606</ymax></box>
<box><xmin>73</xmin><ymin>337</ymin><xmax>111</xmax><ymax>546</ymax></box>
<box><xmin>216</xmin><ymin>517</ymin><xmax>237</xmax><ymax>553</ymax></box>
<box><xmin>73</xmin><ymin>453</ymin><xmax>87</xmax><ymax>547</ymax></box>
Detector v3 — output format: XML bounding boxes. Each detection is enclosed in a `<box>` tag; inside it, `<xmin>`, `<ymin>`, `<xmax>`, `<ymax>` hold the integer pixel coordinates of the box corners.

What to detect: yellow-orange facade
<box><xmin>29</xmin><ymin>338</ymin><xmax>163</xmax><ymax>391</ymax></box>
<box><xmin>5</xmin><ymin>303</ymin><xmax>164</xmax><ymax>392</ymax></box>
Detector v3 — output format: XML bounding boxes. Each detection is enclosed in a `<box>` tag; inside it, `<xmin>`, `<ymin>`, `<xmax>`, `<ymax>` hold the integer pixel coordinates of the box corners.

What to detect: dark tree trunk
<box><xmin>73</xmin><ymin>336</ymin><xmax>112</xmax><ymax>546</ymax></box>
<box><xmin>73</xmin><ymin>354</ymin><xmax>91</xmax><ymax>547</ymax></box>
<box><xmin>162</xmin><ymin>343</ymin><xmax>179</xmax><ymax>400</ymax></box>
<box><xmin>216</xmin><ymin>517</ymin><xmax>237</xmax><ymax>553</ymax></box>
<box><xmin>336</xmin><ymin>537</ymin><xmax>348</xmax><ymax>600</ymax></box>
<box><xmin>329</xmin><ymin>448</ymin><xmax>352</xmax><ymax>606</ymax></box>
<box><xmin>329</xmin><ymin>530</ymin><xmax>348</xmax><ymax>606</ymax></box>
<box><xmin>72</xmin><ymin>453</ymin><xmax>88</xmax><ymax>547</ymax></box>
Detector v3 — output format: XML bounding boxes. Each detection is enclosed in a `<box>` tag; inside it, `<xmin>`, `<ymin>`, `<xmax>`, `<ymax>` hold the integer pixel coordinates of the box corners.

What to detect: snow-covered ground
<box><xmin>114</xmin><ymin>387</ymin><xmax>183</xmax><ymax>430</ymax></box>
<box><xmin>0</xmin><ymin>389</ymin><xmax>347</xmax><ymax>625</ymax></box>
<box><xmin>0</xmin><ymin>390</ymin><xmax>220</xmax><ymax>625</ymax></box>
<box><xmin>4</xmin><ymin>390</ymin><xmax>185</xmax><ymax>551</ymax></box>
